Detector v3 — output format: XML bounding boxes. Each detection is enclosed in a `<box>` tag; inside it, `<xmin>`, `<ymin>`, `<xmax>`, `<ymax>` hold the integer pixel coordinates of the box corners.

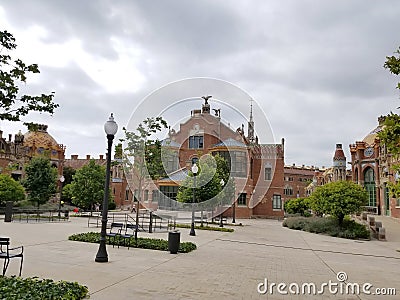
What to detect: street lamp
<box><xmin>58</xmin><ymin>175</ymin><xmax>65</xmax><ymax>217</ymax></box>
<box><xmin>190</xmin><ymin>163</ymin><xmax>198</xmax><ymax>236</ymax></box>
<box><xmin>220</xmin><ymin>179</ymin><xmax>224</xmax><ymax>227</ymax></box>
<box><xmin>95</xmin><ymin>113</ymin><xmax>118</xmax><ymax>263</ymax></box>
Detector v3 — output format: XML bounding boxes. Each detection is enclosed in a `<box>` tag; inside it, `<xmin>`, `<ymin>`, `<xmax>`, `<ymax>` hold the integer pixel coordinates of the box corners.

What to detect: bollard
<box><xmin>375</xmin><ymin>221</ymin><xmax>382</xmax><ymax>231</ymax></box>
<box><xmin>361</xmin><ymin>212</ymin><xmax>367</xmax><ymax>221</ymax></box>
<box><xmin>378</xmin><ymin>227</ymin><xmax>386</xmax><ymax>240</ymax></box>
<box><xmin>368</xmin><ymin>216</ymin><xmax>375</xmax><ymax>227</ymax></box>
<box><xmin>168</xmin><ymin>230</ymin><xmax>180</xmax><ymax>254</ymax></box>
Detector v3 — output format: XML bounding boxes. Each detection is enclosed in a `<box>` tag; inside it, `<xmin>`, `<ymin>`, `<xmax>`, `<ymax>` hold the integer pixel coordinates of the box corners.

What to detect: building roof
<box><xmin>362</xmin><ymin>125</ymin><xmax>383</xmax><ymax>145</ymax></box>
<box><xmin>333</xmin><ymin>144</ymin><xmax>346</xmax><ymax>161</ymax></box>
<box><xmin>24</xmin><ymin>125</ymin><xmax>60</xmax><ymax>150</ymax></box>
<box><xmin>158</xmin><ymin>168</ymin><xmax>188</xmax><ymax>183</ymax></box>
<box><xmin>213</xmin><ymin>138</ymin><xmax>247</xmax><ymax>148</ymax></box>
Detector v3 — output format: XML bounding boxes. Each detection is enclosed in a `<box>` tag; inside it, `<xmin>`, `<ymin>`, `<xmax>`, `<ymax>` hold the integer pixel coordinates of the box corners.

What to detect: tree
<box><xmin>0</xmin><ymin>30</ymin><xmax>58</xmax><ymax>122</ymax></box>
<box><xmin>377</xmin><ymin>47</ymin><xmax>400</xmax><ymax>197</ymax></box>
<box><xmin>384</xmin><ymin>46</ymin><xmax>400</xmax><ymax>90</ymax></box>
<box><xmin>309</xmin><ymin>181</ymin><xmax>368</xmax><ymax>225</ymax></box>
<box><xmin>62</xmin><ymin>166</ymin><xmax>76</xmax><ymax>185</ymax></box>
<box><xmin>122</xmin><ymin>116</ymin><xmax>168</xmax><ymax>240</ymax></box>
<box><xmin>23</xmin><ymin>157</ymin><xmax>57</xmax><ymax>208</ymax></box>
<box><xmin>0</xmin><ymin>174</ymin><xmax>25</xmax><ymax>205</ymax></box>
<box><xmin>177</xmin><ymin>154</ymin><xmax>234</xmax><ymax>206</ymax></box>
<box><xmin>69</xmin><ymin>160</ymin><xmax>110</xmax><ymax>212</ymax></box>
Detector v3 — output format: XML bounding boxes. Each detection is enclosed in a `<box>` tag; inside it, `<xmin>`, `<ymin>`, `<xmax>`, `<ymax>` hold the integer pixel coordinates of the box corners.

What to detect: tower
<box><xmin>333</xmin><ymin>144</ymin><xmax>346</xmax><ymax>181</ymax></box>
<box><xmin>248</xmin><ymin>99</ymin><xmax>255</xmax><ymax>143</ymax></box>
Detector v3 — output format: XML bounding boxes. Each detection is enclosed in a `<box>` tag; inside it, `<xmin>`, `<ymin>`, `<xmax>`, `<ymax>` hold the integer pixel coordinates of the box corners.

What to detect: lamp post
<box><xmin>220</xmin><ymin>179</ymin><xmax>224</xmax><ymax>227</ymax></box>
<box><xmin>232</xmin><ymin>199</ymin><xmax>236</xmax><ymax>223</ymax></box>
<box><xmin>95</xmin><ymin>113</ymin><xmax>118</xmax><ymax>263</ymax></box>
<box><xmin>190</xmin><ymin>163</ymin><xmax>198</xmax><ymax>236</ymax></box>
<box><xmin>58</xmin><ymin>175</ymin><xmax>65</xmax><ymax>217</ymax></box>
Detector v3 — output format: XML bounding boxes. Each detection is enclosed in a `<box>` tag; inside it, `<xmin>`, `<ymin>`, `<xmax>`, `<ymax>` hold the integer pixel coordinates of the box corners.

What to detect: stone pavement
<box><xmin>1</xmin><ymin>216</ymin><xmax>400</xmax><ymax>299</ymax></box>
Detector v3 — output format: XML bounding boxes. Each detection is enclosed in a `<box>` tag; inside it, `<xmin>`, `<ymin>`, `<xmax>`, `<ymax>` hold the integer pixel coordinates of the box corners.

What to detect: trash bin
<box><xmin>4</xmin><ymin>201</ymin><xmax>13</xmax><ymax>222</ymax></box>
<box><xmin>168</xmin><ymin>230</ymin><xmax>180</xmax><ymax>254</ymax></box>
<box><xmin>64</xmin><ymin>210</ymin><xmax>69</xmax><ymax>218</ymax></box>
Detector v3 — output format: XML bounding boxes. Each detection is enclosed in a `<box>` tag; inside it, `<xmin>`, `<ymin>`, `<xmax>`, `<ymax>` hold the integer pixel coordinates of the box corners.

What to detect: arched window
<box><xmin>364</xmin><ymin>167</ymin><xmax>376</xmax><ymax>207</ymax></box>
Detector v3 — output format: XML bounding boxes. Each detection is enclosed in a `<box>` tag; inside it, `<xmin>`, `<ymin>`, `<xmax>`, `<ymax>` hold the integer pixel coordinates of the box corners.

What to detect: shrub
<box><xmin>68</xmin><ymin>232</ymin><xmax>197</xmax><ymax>253</ymax></box>
<box><xmin>0</xmin><ymin>276</ymin><xmax>89</xmax><ymax>300</ymax></box>
<box><xmin>170</xmin><ymin>223</ymin><xmax>234</xmax><ymax>232</ymax></box>
<box><xmin>108</xmin><ymin>201</ymin><xmax>116</xmax><ymax>210</ymax></box>
<box><xmin>284</xmin><ymin>197</ymin><xmax>310</xmax><ymax>216</ymax></box>
<box><xmin>283</xmin><ymin>216</ymin><xmax>370</xmax><ymax>240</ymax></box>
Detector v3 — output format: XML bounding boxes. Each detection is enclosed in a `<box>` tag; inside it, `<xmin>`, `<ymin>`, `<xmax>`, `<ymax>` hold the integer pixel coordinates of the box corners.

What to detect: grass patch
<box><xmin>170</xmin><ymin>223</ymin><xmax>234</xmax><ymax>232</ymax></box>
<box><xmin>68</xmin><ymin>232</ymin><xmax>197</xmax><ymax>253</ymax></box>
<box><xmin>283</xmin><ymin>216</ymin><xmax>370</xmax><ymax>240</ymax></box>
<box><xmin>0</xmin><ymin>276</ymin><xmax>89</xmax><ymax>300</ymax></box>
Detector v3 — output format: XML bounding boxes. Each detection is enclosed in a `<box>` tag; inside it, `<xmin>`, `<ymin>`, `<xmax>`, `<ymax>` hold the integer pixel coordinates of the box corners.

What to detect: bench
<box><xmin>0</xmin><ymin>237</ymin><xmax>24</xmax><ymax>276</ymax></box>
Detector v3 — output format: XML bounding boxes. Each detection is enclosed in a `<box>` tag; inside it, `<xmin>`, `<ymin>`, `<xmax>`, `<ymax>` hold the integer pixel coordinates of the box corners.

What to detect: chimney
<box><xmin>86</xmin><ymin>154</ymin><xmax>91</xmax><ymax>160</ymax></box>
<box><xmin>8</xmin><ymin>134</ymin><xmax>12</xmax><ymax>142</ymax></box>
<box><xmin>100</xmin><ymin>154</ymin><xmax>104</xmax><ymax>160</ymax></box>
<box><xmin>71</xmin><ymin>155</ymin><xmax>78</xmax><ymax>160</ymax></box>
<box><xmin>0</xmin><ymin>130</ymin><xmax>2</xmax><ymax>138</ymax></box>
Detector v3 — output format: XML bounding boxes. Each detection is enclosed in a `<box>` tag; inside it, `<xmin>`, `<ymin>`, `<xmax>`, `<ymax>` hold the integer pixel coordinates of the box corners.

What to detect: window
<box><xmin>134</xmin><ymin>189</ymin><xmax>138</xmax><ymax>202</ymax></box>
<box><xmin>144</xmin><ymin>190</ymin><xmax>149</xmax><ymax>202</ymax></box>
<box><xmin>125</xmin><ymin>188</ymin><xmax>130</xmax><ymax>201</ymax></box>
<box><xmin>364</xmin><ymin>168</ymin><xmax>376</xmax><ymax>207</ymax></box>
<box><xmin>159</xmin><ymin>186</ymin><xmax>178</xmax><ymax>201</ymax></box>
<box><xmin>152</xmin><ymin>190</ymin><xmax>159</xmax><ymax>203</ymax></box>
<box><xmin>237</xmin><ymin>193</ymin><xmax>247</xmax><ymax>206</ymax></box>
<box><xmin>164</xmin><ymin>152</ymin><xmax>179</xmax><ymax>173</ymax></box>
<box><xmin>284</xmin><ymin>185</ymin><xmax>293</xmax><ymax>196</ymax></box>
<box><xmin>273</xmin><ymin>194</ymin><xmax>282</xmax><ymax>209</ymax></box>
<box><xmin>265</xmin><ymin>167</ymin><xmax>272</xmax><ymax>180</ymax></box>
<box><xmin>189</xmin><ymin>136</ymin><xmax>203</xmax><ymax>149</ymax></box>
<box><xmin>213</xmin><ymin>151</ymin><xmax>247</xmax><ymax>177</ymax></box>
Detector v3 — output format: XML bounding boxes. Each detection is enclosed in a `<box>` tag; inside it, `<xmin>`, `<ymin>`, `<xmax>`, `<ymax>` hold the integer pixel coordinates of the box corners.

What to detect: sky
<box><xmin>0</xmin><ymin>0</ymin><xmax>399</xmax><ymax>169</ymax></box>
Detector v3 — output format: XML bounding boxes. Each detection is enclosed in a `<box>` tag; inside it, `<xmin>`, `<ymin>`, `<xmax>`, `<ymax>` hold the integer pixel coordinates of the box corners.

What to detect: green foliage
<box><xmin>122</xmin><ymin>117</ymin><xmax>168</xmax><ymax>196</ymax></box>
<box><xmin>309</xmin><ymin>181</ymin><xmax>368</xmax><ymax>224</ymax></box>
<box><xmin>0</xmin><ymin>30</ymin><xmax>58</xmax><ymax>122</ymax></box>
<box><xmin>114</xmin><ymin>143</ymin><xmax>123</xmax><ymax>159</ymax></box>
<box><xmin>0</xmin><ymin>276</ymin><xmax>89</xmax><ymax>299</ymax></box>
<box><xmin>23</xmin><ymin>157</ymin><xmax>57</xmax><ymax>208</ymax></box>
<box><xmin>171</xmin><ymin>223</ymin><xmax>234</xmax><ymax>232</ymax></box>
<box><xmin>283</xmin><ymin>216</ymin><xmax>370</xmax><ymax>240</ymax></box>
<box><xmin>177</xmin><ymin>154</ymin><xmax>234</xmax><ymax>205</ymax></box>
<box><xmin>62</xmin><ymin>166</ymin><xmax>76</xmax><ymax>185</ymax></box>
<box><xmin>284</xmin><ymin>197</ymin><xmax>310</xmax><ymax>216</ymax></box>
<box><xmin>146</xmin><ymin>139</ymin><xmax>167</xmax><ymax>179</ymax></box>
<box><xmin>384</xmin><ymin>46</ymin><xmax>400</xmax><ymax>89</ymax></box>
<box><xmin>68</xmin><ymin>232</ymin><xmax>197</xmax><ymax>253</ymax></box>
<box><xmin>0</xmin><ymin>174</ymin><xmax>25</xmax><ymax>205</ymax></box>
<box><xmin>69</xmin><ymin>160</ymin><xmax>110</xmax><ymax>210</ymax></box>
<box><xmin>378</xmin><ymin>113</ymin><xmax>400</xmax><ymax>156</ymax></box>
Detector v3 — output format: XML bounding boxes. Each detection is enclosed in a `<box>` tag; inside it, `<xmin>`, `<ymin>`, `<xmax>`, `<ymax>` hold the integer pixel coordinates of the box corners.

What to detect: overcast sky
<box><xmin>1</xmin><ymin>0</ymin><xmax>399</xmax><ymax>168</ymax></box>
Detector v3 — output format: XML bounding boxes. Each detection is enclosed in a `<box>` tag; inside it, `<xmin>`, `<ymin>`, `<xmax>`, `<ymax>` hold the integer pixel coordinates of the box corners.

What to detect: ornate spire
<box><xmin>248</xmin><ymin>99</ymin><xmax>255</xmax><ymax>143</ymax></box>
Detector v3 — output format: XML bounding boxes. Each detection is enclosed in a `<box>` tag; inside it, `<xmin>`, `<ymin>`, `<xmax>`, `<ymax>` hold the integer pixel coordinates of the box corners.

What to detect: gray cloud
<box><xmin>0</xmin><ymin>0</ymin><xmax>399</xmax><ymax>167</ymax></box>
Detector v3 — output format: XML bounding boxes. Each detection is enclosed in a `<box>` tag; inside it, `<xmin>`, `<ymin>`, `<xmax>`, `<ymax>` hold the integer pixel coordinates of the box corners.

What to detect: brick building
<box><xmin>306</xmin><ymin>144</ymin><xmax>352</xmax><ymax>196</ymax></box>
<box><xmin>349</xmin><ymin>116</ymin><xmax>400</xmax><ymax>218</ymax></box>
<box><xmin>127</xmin><ymin>98</ymin><xmax>285</xmax><ymax>219</ymax></box>
<box><xmin>283</xmin><ymin>164</ymin><xmax>316</xmax><ymax>199</ymax></box>
<box><xmin>0</xmin><ymin>124</ymin><xmax>65</xmax><ymax>181</ymax></box>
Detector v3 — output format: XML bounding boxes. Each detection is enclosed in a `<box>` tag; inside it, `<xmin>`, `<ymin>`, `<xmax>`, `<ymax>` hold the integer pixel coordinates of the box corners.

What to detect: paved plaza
<box><xmin>1</xmin><ymin>215</ymin><xmax>400</xmax><ymax>299</ymax></box>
